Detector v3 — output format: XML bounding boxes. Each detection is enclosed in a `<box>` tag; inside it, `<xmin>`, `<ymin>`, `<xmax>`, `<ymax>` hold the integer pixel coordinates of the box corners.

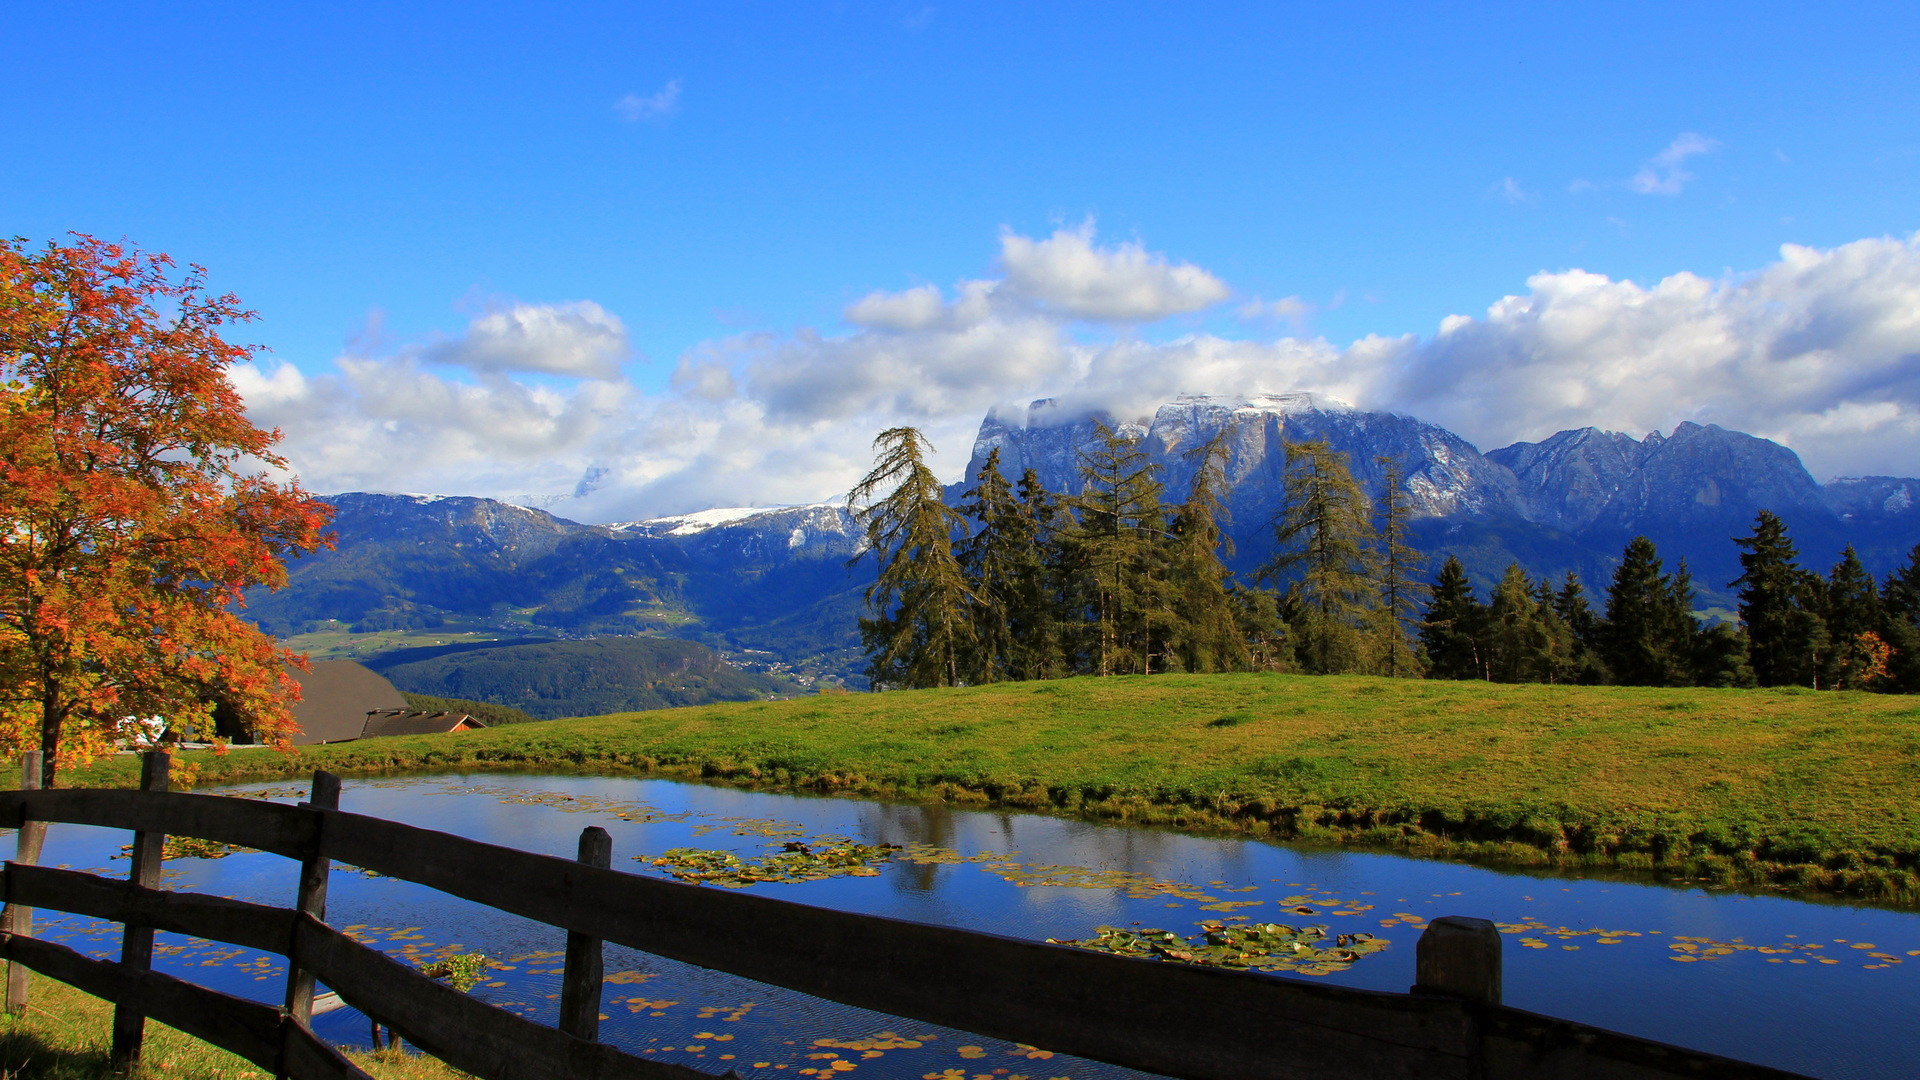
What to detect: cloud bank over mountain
<box><xmin>235</xmin><ymin>226</ymin><xmax>1920</xmax><ymax>523</ymax></box>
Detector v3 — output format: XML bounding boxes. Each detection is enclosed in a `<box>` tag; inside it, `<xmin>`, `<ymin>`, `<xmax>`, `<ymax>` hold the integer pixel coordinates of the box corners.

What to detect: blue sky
<box><xmin>6</xmin><ymin>3</ymin><xmax>1919</xmax><ymax>519</ymax></box>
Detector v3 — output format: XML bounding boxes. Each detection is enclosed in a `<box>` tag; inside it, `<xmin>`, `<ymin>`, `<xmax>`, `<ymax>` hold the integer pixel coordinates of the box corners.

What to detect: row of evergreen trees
<box><xmin>848</xmin><ymin>426</ymin><xmax>1920</xmax><ymax>692</ymax></box>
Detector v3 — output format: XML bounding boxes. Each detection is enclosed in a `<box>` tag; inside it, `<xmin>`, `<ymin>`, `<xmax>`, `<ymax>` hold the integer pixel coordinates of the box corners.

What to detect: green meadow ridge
<box><xmin>73</xmin><ymin>675</ymin><xmax>1920</xmax><ymax>904</ymax></box>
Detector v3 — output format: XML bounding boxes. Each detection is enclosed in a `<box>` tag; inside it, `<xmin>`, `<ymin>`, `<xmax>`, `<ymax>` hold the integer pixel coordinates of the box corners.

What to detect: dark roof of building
<box><xmin>289</xmin><ymin>661</ymin><xmax>409</xmax><ymax>744</ymax></box>
<box><xmin>359</xmin><ymin>709</ymin><xmax>487</xmax><ymax>740</ymax></box>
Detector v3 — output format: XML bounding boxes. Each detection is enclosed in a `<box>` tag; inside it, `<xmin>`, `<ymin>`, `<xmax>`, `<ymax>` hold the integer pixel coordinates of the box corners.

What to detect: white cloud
<box><xmin>1496</xmin><ymin>177</ymin><xmax>1532</xmax><ymax>203</ymax></box>
<box><xmin>1629</xmin><ymin>132</ymin><xmax>1720</xmax><ymax>195</ymax></box>
<box><xmin>243</xmin><ymin>229</ymin><xmax>1920</xmax><ymax>524</ymax></box>
<box><xmin>996</xmin><ymin>222</ymin><xmax>1230</xmax><ymax>321</ymax></box>
<box><xmin>1381</xmin><ymin>232</ymin><xmax>1920</xmax><ymax>478</ymax></box>
<box><xmin>614</xmin><ymin>80</ymin><xmax>681</xmax><ymax>123</ymax></box>
<box><xmin>426</xmin><ymin>300</ymin><xmax>629</xmax><ymax>379</ymax></box>
<box><xmin>1237</xmin><ymin>295</ymin><xmax>1313</xmax><ymax>331</ymax></box>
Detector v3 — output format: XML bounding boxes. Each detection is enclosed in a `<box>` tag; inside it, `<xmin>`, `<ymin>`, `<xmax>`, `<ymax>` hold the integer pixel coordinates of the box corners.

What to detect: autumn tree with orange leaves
<box><xmin>0</xmin><ymin>235</ymin><xmax>332</xmax><ymax>782</ymax></box>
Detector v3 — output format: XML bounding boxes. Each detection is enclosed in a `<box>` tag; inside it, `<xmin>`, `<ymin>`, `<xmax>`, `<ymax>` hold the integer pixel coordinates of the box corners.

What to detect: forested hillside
<box><xmin>367</xmin><ymin>637</ymin><xmax>792</xmax><ymax>719</ymax></box>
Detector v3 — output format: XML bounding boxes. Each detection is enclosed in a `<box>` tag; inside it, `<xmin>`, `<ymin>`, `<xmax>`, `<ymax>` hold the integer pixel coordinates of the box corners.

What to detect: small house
<box><xmin>359</xmin><ymin>709</ymin><xmax>487</xmax><ymax>739</ymax></box>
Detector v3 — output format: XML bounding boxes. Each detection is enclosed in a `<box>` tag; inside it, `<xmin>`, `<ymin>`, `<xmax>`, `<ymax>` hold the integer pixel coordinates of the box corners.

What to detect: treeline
<box><xmin>848</xmin><ymin>426</ymin><xmax>1920</xmax><ymax>693</ymax></box>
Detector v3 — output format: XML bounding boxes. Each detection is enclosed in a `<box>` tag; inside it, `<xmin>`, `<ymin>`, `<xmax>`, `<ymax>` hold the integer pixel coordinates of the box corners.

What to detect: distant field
<box><xmin>71</xmin><ymin>674</ymin><xmax>1920</xmax><ymax>903</ymax></box>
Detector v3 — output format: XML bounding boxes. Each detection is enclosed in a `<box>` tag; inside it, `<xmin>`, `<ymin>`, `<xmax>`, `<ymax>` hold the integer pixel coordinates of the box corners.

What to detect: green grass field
<box><xmin>67</xmin><ymin>674</ymin><xmax>1920</xmax><ymax>903</ymax></box>
<box><xmin>0</xmin><ymin>971</ymin><xmax>464</xmax><ymax>1080</ymax></box>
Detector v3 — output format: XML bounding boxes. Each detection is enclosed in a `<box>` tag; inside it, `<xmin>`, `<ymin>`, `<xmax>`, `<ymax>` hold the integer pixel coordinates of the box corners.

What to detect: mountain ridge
<box><xmin>249</xmin><ymin>396</ymin><xmax>1920</xmax><ymax>687</ymax></box>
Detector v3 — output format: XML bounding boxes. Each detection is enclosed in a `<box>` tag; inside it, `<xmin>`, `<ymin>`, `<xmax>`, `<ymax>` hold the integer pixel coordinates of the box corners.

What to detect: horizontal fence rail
<box><xmin>0</xmin><ymin>753</ymin><xmax>1812</xmax><ymax>1080</ymax></box>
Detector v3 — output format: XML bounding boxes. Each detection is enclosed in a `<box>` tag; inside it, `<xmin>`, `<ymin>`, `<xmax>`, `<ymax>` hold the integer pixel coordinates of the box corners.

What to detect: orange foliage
<box><xmin>0</xmin><ymin>235</ymin><xmax>332</xmax><ymax>780</ymax></box>
<box><xmin>1835</xmin><ymin>630</ymin><xmax>1893</xmax><ymax>691</ymax></box>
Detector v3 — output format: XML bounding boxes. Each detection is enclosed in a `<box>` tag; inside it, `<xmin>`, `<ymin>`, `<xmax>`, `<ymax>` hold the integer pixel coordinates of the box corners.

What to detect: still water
<box><xmin>6</xmin><ymin>773</ymin><xmax>1916</xmax><ymax>1079</ymax></box>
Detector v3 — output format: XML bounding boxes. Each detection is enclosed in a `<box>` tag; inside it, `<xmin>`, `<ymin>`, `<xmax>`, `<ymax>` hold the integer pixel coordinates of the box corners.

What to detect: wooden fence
<box><xmin>0</xmin><ymin>751</ymin><xmax>1812</xmax><ymax>1080</ymax></box>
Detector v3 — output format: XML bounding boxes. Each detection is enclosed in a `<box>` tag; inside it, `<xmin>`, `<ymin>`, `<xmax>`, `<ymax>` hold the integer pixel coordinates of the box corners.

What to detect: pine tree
<box><xmin>1884</xmin><ymin>543</ymin><xmax>1920</xmax><ymax>627</ymax></box>
<box><xmin>1822</xmin><ymin>546</ymin><xmax>1886</xmax><ymax>690</ymax></box>
<box><xmin>1881</xmin><ymin>544</ymin><xmax>1920</xmax><ymax>693</ymax></box>
<box><xmin>1532</xmin><ymin>575</ymin><xmax>1581</xmax><ymax>684</ymax></box>
<box><xmin>955</xmin><ymin>448</ymin><xmax>1022</xmax><ymax>684</ymax></box>
<box><xmin>1601</xmin><ymin>536</ymin><xmax>1693</xmax><ymax>686</ymax></box>
<box><xmin>1372</xmin><ymin>458</ymin><xmax>1428</xmax><ymax>677</ymax></box>
<box><xmin>1692</xmin><ymin>622</ymin><xmax>1758</xmax><ymax>688</ymax></box>
<box><xmin>1069</xmin><ymin>422</ymin><xmax>1168</xmax><ymax>675</ymax></box>
<box><xmin>848</xmin><ymin>427</ymin><xmax>974</xmax><ymax>689</ymax></box>
<box><xmin>1484</xmin><ymin>564</ymin><xmax>1551</xmax><ymax>682</ymax></box>
<box><xmin>1259</xmin><ymin>439</ymin><xmax>1381</xmax><ymax>674</ymax></box>
<box><xmin>1010</xmin><ymin>469</ymin><xmax>1069</xmax><ymax>681</ymax></box>
<box><xmin>1551</xmin><ymin>573</ymin><xmax>1610</xmax><ymax>683</ymax></box>
<box><xmin>1731</xmin><ymin>511</ymin><xmax>1828</xmax><ymax>688</ymax></box>
<box><xmin>1163</xmin><ymin>429</ymin><xmax>1250</xmax><ymax>673</ymax></box>
<box><xmin>1420</xmin><ymin>556</ymin><xmax>1486</xmax><ymax>680</ymax></box>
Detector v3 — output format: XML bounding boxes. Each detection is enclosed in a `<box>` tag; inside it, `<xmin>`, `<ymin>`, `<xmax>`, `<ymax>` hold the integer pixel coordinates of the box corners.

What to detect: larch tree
<box><xmin>848</xmin><ymin>427</ymin><xmax>974</xmax><ymax>689</ymax></box>
<box><xmin>0</xmin><ymin>235</ymin><xmax>332</xmax><ymax>782</ymax></box>
<box><xmin>1069</xmin><ymin>421</ymin><xmax>1167</xmax><ymax>676</ymax></box>
<box><xmin>1259</xmin><ymin>439</ymin><xmax>1380</xmax><ymax>674</ymax></box>
<box><xmin>1371</xmin><ymin>457</ymin><xmax>1427</xmax><ymax>677</ymax></box>
<box><xmin>1163</xmin><ymin>429</ymin><xmax>1249</xmax><ymax>673</ymax></box>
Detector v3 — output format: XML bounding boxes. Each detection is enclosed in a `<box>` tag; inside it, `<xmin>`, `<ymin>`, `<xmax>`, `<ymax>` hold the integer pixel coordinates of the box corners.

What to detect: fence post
<box><xmin>3</xmin><ymin>750</ymin><xmax>47</xmax><ymax>1016</ymax></box>
<box><xmin>279</xmin><ymin>770</ymin><xmax>341</xmax><ymax>1079</ymax></box>
<box><xmin>558</xmin><ymin>826</ymin><xmax>611</xmax><ymax>1042</ymax></box>
<box><xmin>110</xmin><ymin>750</ymin><xmax>171</xmax><ymax>1071</ymax></box>
<box><xmin>1412</xmin><ymin>915</ymin><xmax>1502</xmax><ymax>1005</ymax></box>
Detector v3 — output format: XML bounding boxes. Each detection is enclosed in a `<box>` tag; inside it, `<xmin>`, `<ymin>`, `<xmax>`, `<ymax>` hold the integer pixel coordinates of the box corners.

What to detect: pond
<box><xmin>6</xmin><ymin>773</ymin><xmax>1917</xmax><ymax>1080</ymax></box>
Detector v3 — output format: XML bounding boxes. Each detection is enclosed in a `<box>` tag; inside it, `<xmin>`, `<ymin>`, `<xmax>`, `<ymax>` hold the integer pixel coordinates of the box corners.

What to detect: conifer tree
<box><xmin>1070</xmin><ymin>422</ymin><xmax>1168</xmax><ymax>675</ymax></box>
<box><xmin>1692</xmin><ymin>622</ymin><xmax>1758</xmax><ymax>688</ymax></box>
<box><xmin>1259</xmin><ymin>439</ymin><xmax>1380</xmax><ymax>674</ymax></box>
<box><xmin>1231</xmin><ymin>585</ymin><xmax>1293</xmax><ymax>671</ymax></box>
<box><xmin>1880</xmin><ymin>544</ymin><xmax>1920</xmax><ymax>693</ymax></box>
<box><xmin>1372</xmin><ymin>458</ymin><xmax>1428</xmax><ymax>677</ymax></box>
<box><xmin>1601</xmin><ymin>536</ymin><xmax>1693</xmax><ymax>686</ymax></box>
<box><xmin>1163</xmin><ymin>430</ymin><xmax>1250</xmax><ymax>673</ymax></box>
<box><xmin>848</xmin><ymin>427</ymin><xmax>974</xmax><ymax>689</ymax></box>
<box><xmin>1484</xmin><ymin>563</ymin><xmax>1551</xmax><ymax>682</ymax></box>
<box><xmin>1420</xmin><ymin>556</ymin><xmax>1485</xmax><ymax>679</ymax></box>
<box><xmin>1731</xmin><ymin>511</ymin><xmax>1828</xmax><ymax>687</ymax></box>
<box><xmin>1010</xmin><ymin>469</ymin><xmax>1070</xmax><ymax>681</ymax></box>
<box><xmin>1551</xmin><ymin>573</ymin><xmax>1610</xmax><ymax>683</ymax></box>
<box><xmin>1822</xmin><ymin>546</ymin><xmax>1886</xmax><ymax>690</ymax></box>
<box><xmin>1532</xmin><ymin>575</ymin><xmax>1581</xmax><ymax>684</ymax></box>
<box><xmin>955</xmin><ymin>448</ymin><xmax>1022</xmax><ymax>684</ymax></box>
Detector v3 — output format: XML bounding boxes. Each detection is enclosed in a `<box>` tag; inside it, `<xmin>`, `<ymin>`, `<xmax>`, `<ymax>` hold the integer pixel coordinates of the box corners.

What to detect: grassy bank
<box><xmin>66</xmin><ymin>673</ymin><xmax>1920</xmax><ymax>904</ymax></box>
<box><xmin>0</xmin><ymin>968</ymin><xmax>463</xmax><ymax>1079</ymax></box>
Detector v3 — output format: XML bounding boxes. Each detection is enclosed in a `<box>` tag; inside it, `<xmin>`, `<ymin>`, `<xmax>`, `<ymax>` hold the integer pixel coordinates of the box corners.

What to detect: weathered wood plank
<box><xmin>2</xmin><ymin>750</ymin><xmax>46</xmax><ymax>1015</ymax></box>
<box><xmin>112</xmin><ymin>751</ymin><xmax>172</xmax><ymax>1069</ymax></box>
<box><xmin>322</xmin><ymin>808</ymin><xmax>1476</xmax><ymax>1080</ymax></box>
<box><xmin>293</xmin><ymin>916</ymin><xmax>714</xmax><ymax>1080</ymax></box>
<box><xmin>280</xmin><ymin>1022</ymin><xmax>378</xmax><ymax>1080</ymax></box>
<box><xmin>0</xmin><ymin>789</ymin><xmax>313</xmax><ymax>859</ymax></box>
<box><xmin>2</xmin><ymin>934</ymin><xmax>282</xmax><ymax>1069</ymax></box>
<box><xmin>1483</xmin><ymin>1007</ymin><xmax>1817</xmax><ymax>1080</ymax></box>
<box><xmin>2</xmin><ymin>863</ymin><xmax>292</xmax><ymax>955</ymax></box>
<box><xmin>282</xmin><ymin>770</ymin><xmax>343</xmax><ymax>1079</ymax></box>
<box><xmin>559</xmin><ymin>826</ymin><xmax>611</xmax><ymax>1043</ymax></box>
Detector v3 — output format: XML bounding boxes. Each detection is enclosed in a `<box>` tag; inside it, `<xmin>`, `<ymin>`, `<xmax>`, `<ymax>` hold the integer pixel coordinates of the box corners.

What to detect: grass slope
<box><xmin>0</xmin><ymin>971</ymin><xmax>463</xmax><ymax>1079</ymax></box>
<box><xmin>71</xmin><ymin>674</ymin><xmax>1920</xmax><ymax>903</ymax></box>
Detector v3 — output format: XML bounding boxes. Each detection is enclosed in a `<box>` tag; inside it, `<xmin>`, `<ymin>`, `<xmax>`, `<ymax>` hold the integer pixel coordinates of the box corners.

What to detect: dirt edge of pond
<box><xmin>57</xmin><ymin>745</ymin><xmax>1920</xmax><ymax>910</ymax></box>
